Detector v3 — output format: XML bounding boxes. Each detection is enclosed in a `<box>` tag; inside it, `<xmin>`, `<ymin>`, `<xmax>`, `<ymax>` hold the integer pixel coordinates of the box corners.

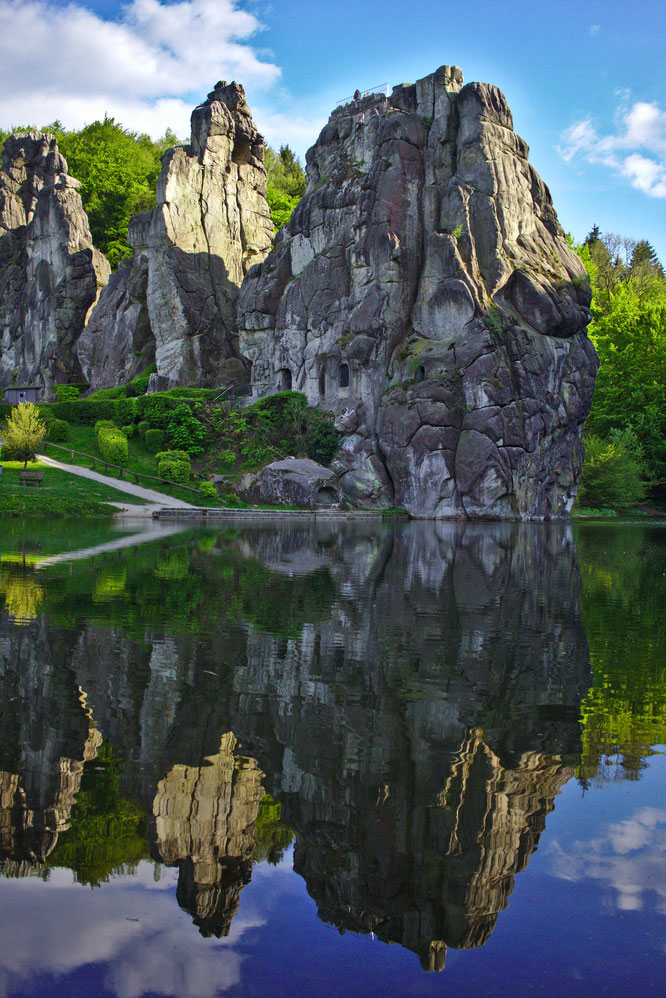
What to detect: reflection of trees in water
<box><xmin>575</xmin><ymin>524</ymin><xmax>666</xmax><ymax>787</ymax></box>
<box><xmin>3</xmin><ymin>519</ymin><xmax>661</xmax><ymax>967</ymax></box>
<box><xmin>0</xmin><ymin>566</ymin><xmax>44</xmax><ymax>624</ymax></box>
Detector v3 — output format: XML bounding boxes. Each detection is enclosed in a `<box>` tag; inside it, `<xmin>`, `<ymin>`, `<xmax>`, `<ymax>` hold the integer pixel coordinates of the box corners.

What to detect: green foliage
<box><xmin>265</xmin><ymin>144</ymin><xmax>306</xmax><ymax>230</ymax></box>
<box><xmin>198</xmin><ymin>481</ymin><xmax>218</xmax><ymax>501</ymax></box>
<box><xmin>48</xmin><ymin>418</ymin><xmax>70</xmax><ymax>442</ymax></box>
<box><xmin>157</xmin><ymin>458</ymin><xmax>191</xmax><ymax>484</ymax></box>
<box><xmin>144</xmin><ymin>428</ymin><xmax>165</xmax><ymax>453</ymax></box>
<box><xmin>574</xmin><ymin>231</ymin><xmax>666</xmax><ymax>502</ymax></box>
<box><xmin>452</xmin><ymin>224</ymin><xmax>463</xmax><ymax>239</ymax></box>
<box><xmin>126</xmin><ymin>365</ymin><xmax>156</xmax><ymax>397</ymax></box>
<box><xmin>217</xmin><ymin>449</ymin><xmax>236</xmax><ymax>473</ymax></box>
<box><xmin>55</xmin><ymin>385</ymin><xmax>81</xmax><ymax>402</ymax></box>
<box><xmin>86</xmin><ymin>385</ymin><xmax>127</xmax><ymax>400</ymax></box>
<box><xmin>137</xmin><ymin>420</ymin><xmax>150</xmax><ymax>439</ymax></box>
<box><xmin>94</xmin><ymin>419</ymin><xmax>116</xmax><ymax>432</ymax></box>
<box><xmin>46</xmin><ymin>741</ymin><xmax>149</xmax><ymax>886</ymax></box>
<box><xmin>305</xmin><ymin>410</ymin><xmax>339</xmax><ymax>464</ymax></box>
<box><xmin>166</xmin><ymin>403</ymin><xmax>207</xmax><ymax>456</ymax></box>
<box><xmin>266</xmin><ymin>185</ymin><xmax>300</xmax><ymax>231</ymax></box>
<box><xmin>0</xmin><ymin>494</ymin><xmax>114</xmax><ymax>517</ymax></box>
<box><xmin>577</xmin><ymin>430</ymin><xmax>646</xmax><ymax>510</ymax></box>
<box><xmin>116</xmin><ymin>397</ymin><xmax>137</xmax><ymax>424</ymax></box>
<box><xmin>97</xmin><ymin>426</ymin><xmax>129</xmax><ymax>467</ymax></box>
<box><xmin>1</xmin><ymin>403</ymin><xmax>47</xmax><ymax>467</ymax></box>
<box><xmin>155</xmin><ymin>450</ymin><xmax>190</xmax><ymax>465</ymax></box>
<box><xmin>42</xmin><ymin>117</ymin><xmax>181</xmax><ymax>268</ymax></box>
<box><xmin>253</xmin><ymin>793</ymin><xmax>294</xmax><ymax>865</ymax></box>
<box><xmin>121</xmin><ymin>423</ymin><xmax>136</xmax><ymax>438</ymax></box>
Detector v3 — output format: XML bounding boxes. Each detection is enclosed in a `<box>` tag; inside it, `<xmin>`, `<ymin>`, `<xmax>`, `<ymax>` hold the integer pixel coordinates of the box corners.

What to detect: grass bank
<box><xmin>0</xmin><ymin>460</ymin><xmax>145</xmax><ymax>517</ymax></box>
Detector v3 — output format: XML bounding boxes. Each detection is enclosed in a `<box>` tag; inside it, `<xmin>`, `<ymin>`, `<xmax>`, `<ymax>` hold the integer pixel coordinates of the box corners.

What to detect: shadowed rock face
<box><xmin>0</xmin><ymin>132</ymin><xmax>110</xmax><ymax>390</ymax></box>
<box><xmin>79</xmin><ymin>81</ymin><xmax>274</xmax><ymax>390</ymax></box>
<box><xmin>238</xmin><ymin>66</ymin><xmax>598</xmax><ymax>519</ymax></box>
<box><xmin>0</xmin><ymin>522</ymin><xmax>590</xmax><ymax>966</ymax></box>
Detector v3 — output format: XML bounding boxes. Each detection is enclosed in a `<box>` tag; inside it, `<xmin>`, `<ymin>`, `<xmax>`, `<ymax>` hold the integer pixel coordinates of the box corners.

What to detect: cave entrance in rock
<box><xmin>316</xmin><ymin>487</ymin><xmax>337</xmax><ymax>507</ymax></box>
<box><xmin>279</xmin><ymin>368</ymin><xmax>292</xmax><ymax>391</ymax></box>
<box><xmin>338</xmin><ymin>363</ymin><xmax>350</xmax><ymax>389</ymax></box>
<box><xmin>232</xmin><ymin>136</ymin><xmax>252</xmax><ymax>165</ymax></box>
<box><xmin>318</xmin><ymin>368</ymin><xmax>326</xmax><ymax>398</ymax></box>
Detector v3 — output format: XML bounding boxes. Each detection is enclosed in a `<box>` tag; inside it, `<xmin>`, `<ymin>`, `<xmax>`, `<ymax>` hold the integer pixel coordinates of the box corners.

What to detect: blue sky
<box><xmin>1</xmin><ymin>0</ymin><xmax>664</xmax><ymax>259</ymax></box>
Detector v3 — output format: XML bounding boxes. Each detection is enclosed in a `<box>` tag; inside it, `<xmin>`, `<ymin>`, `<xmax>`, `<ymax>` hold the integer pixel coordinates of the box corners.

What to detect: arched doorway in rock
<box><xmin>316</xmin><ymin>486</ymin><xmax>338</xmax><ymax>507</ymax></box>
<box><xmin>338</xmin><ymin>363</ymin><xmax>350</xmax><ymax>389</ymax></box>
<box><xmin>318</xmin><ymin>368</ymin><xmax>326</xmax><ymax>398</ymax></box>
<box><xmin>278</xmin><ymin>368</ymin><xmax>292</xmax><ymax>391</ymax></box>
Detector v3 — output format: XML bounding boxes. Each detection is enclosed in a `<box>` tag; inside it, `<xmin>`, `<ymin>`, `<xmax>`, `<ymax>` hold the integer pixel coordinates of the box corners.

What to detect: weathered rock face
<box><xmin>256</xmin><ymin>457</ymin><xmax>340</xmax><ymax>508</ymax></box>
<box><xmin>79</xmin><ymin>81</ymin><xmax>274</xmax><ymax>390</ymax></box>
<box><xmin>238</xmin><ymin>66</ymin><xmax>598</xmax><ymax>519</ymax></box>
<box><xmin>0</xmin><ymin>132</ymin><xmax>110</xmax><ymax>390</ymax></box>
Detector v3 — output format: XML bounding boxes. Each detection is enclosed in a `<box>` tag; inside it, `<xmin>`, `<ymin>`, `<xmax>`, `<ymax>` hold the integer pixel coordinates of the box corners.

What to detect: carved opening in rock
<box><xmin>279</xmin><ymin>368</ymin><xmax>292</xmax><ymax>391</ymax></box>
<box><xmin>338</xmin><ymin>363</ymin><xmax>350</xmax><ymax>389</ymax></box>
<box><xmin>316</xmin><ymin>486</ymin><xmax>337</xmax><ymax>506</ymax></box>
<box><xmin>415</xmin><ymin>365</ymin><xmax>425</xmax><ymax>383</ymax></box>
<box><xmin>318</xmin><ymin>368</ymin><xmax>326</xmax><ymax>398</ymax></box>
<box><xmin>232</xmin><ymin>136</ymin><xmax>252</xmax><ymax>165</ymax></box>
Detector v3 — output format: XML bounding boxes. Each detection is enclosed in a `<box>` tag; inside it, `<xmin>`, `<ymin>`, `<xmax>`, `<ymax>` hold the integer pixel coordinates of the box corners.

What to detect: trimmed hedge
<box><xmin>121</xmin><ymin>423</ymin><xmax>136</xmax><ymax>438</ymax></box>
<box><xmin>157</xmin><ymin>458</ymin><xmax>191</xmax><ymax>483</ymax></box>
<box><xmin>144</xmin><ymin>428</ymin><xmax>165</xmax><ymax>453</ymax></box>
<box><xmin>48</xmin><ymin>418</ymin><xmax>70</xmax><ymax>442</ymax></box>
<box><xmin>86</xmin><ymin>386</ymin><xmax>127</xmax><ymax>400</ymax></box>
<box><xmin>97</xmin><ymin>426</ymin><xmax>129</xmax><ymax>466</ymax></box>
<box><xmin>155</xmin><ymin>450</ymin><xmax>190</xmax><ymax>465</ymax></box>
<box><xmin>137</xmin><ymin>420</ymin><xmax>150</xmax><ymax>439</ymax></box>
<box><xmin>198</xmin><ymin>481</ymin><xmax>218</xmax><ymax>501</ymax></box>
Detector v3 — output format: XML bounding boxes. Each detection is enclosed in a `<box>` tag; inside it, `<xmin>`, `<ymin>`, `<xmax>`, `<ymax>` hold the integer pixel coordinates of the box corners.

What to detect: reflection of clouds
<box><xmin>549</xmin><ymin>808</ymin><xmax>666</xmax><ymax>913</ymax></box>
<box><xmin>0</xmin><ymin>861</ymin><xmax>266</xmax><ymax>998</ymax></box>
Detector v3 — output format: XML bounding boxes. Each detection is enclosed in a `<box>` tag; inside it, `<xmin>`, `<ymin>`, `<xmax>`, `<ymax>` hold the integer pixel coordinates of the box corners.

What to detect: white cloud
<box><xmin>0</xmin><ymin>0</ymin><xmax>281</xmax><ymax>138</ymax></box>
<box><xmin>558</xmin><ymin>100</ymin><xmax>666</xmax><ymax>198</ymax></box>
<box><xmin>590</xmin><ymin>24</ymin><xmax>600</xmax><ymax>36</ymax></box>
<box><xmin>548</xmin><ymin>807</ymin><xmax>666</xmax><ymax>915</ymax></box>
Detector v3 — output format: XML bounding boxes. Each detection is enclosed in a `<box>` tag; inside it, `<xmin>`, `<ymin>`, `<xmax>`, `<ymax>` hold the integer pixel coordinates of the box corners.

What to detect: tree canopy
<box><xmin>575</xmin><ymin>230</ymin><xmax>666</xmax><ymax>505</ymax></box>
<box><xmin>1</xmin><ymin>403</ymin><xmax>47</xmax><ymax>468</ymax></box>
<box><xmin>265</xmin><ymin>144</ymin><xmax>306</xmax><ymax>231</ymax></box>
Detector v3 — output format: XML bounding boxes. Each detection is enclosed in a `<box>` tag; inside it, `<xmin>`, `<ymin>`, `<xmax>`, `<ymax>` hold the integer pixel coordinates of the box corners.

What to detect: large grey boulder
<box><xmin>79</xmin><ymin>81</ymin><xmax>274</xmax><ymax>390</ymax></box>
<box><xmin>257</xmin><ymin>457</ymin><xmax>340</xmax><ymax>508</ymax></box>
<box><xmin>238</xmin><ymin>66</ymin><xmax>598</xmax><ymax>519</ymax></box>
<box><xmin>0</xmin><ymin>132</ymin><xmax>110</xmax><ymax>390</ymax></box>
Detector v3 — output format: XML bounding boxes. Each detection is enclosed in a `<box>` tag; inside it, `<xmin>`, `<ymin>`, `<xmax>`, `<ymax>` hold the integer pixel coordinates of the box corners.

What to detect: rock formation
<box><xmin>153</xmin><ymin>732</ymin><xmax>265</xmax><ymax>937</ymax></box>
<box><xmin>78</xmin><ymin>81</ymin><xmax>274</xmax><ymax>389</ymax></box>
<box><xmin>238</xmin><ymin>66</ymin><xmax>598</xmax><ymax>518</ymax></box>
<box><xmin>0</xmin><ymin>132</ymin><xmax>110</xmax><ymax>390</ymax></box>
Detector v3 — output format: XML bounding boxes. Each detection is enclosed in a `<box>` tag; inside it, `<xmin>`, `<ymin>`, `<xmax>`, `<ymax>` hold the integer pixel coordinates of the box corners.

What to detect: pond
<box><xmin>0</xmin><ymin>516</ymin><xmax>664</xmax><ymax>997</ymax></box>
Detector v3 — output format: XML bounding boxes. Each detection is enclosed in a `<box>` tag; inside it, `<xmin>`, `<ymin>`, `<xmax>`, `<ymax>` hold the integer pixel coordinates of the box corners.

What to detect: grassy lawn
<box><xmin>42</xmin><ymin>425</ymin><xmax>225</xmax><ymax>506</ymax></box>
<box><xmin>0</xmin><ymin>460</ymin><xmax>148</xmax><ymax>516</ymax></box>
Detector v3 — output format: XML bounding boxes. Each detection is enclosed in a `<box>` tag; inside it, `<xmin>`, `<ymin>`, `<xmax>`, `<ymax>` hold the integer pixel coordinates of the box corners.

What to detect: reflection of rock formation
<box><xmin>0</xmin><ymin>522</ymin><xmax>590</xmax><ymax>965</ymax></box>
<box><xmin>153</xmin><ymin>732</ymin><xmax>264</xmax><ymax>937</ymax></box>
<box><xmin>0</xmin><ymin>619</ymin><xmax>103</xmax><ymax>873</ymax></box>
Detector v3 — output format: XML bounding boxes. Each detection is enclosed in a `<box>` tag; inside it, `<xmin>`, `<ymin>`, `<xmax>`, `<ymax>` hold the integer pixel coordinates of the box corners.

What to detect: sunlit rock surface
<box><xmin>0</xmin><ymin>132</ymin><xmax>110</xmax><ymax>390</ymax></box>
<box><xmin>79</xmin><ymin>82</ymin><xmax>274</xmax><ymax>390</ymax></box>
<box><xmin>238</xmin><ymin>67</ymin><xmax>598</xmax><ymax>518</ymax></box>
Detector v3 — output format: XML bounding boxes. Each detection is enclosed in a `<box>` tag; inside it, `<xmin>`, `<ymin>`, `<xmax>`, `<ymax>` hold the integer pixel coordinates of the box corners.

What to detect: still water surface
<box><xmin>0</xmin><ymin>517</ymin><xmax>664</xmax><ymax>997</ymax></box>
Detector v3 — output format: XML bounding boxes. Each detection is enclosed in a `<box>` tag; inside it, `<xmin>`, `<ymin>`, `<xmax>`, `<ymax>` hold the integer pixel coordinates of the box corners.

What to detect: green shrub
<box><xmin>48</xmin><ymin>418</ymin><xmax>70</xmax><ymax>442</ymax></box>
<box><xmin>116</xmin><ymin>397</ymin><xmax>137</xmax><ymax>424</ymax></box>
<box><xmin>198</xmin><ymin>481</ymin><xmax>218</xmax><ymax>501</ymax></box>
<box><xmin>38</xmin><ymin>406</ymin><xmax>54</xmax><ymax>423</ymax></box>
<box><xmin>305</xmin><ymin>411</ymin><xmax>338</xmax><ymax>465</ymax></box>
<box><xmin>136</xmin><ymin>394</ymin><xmax>177</xmax><ymax>427</ymax></box>
<box><xmin>126</xmin><ymin>365</ymin><xmax>156</xmax><ymax>397</ymax></box>
<box><xmin>155</xmin><ymin>450</ymin><xmax>190</xmax><ymax>465</ymax></box>
<box><xmin>144</xmin><ymin>428</ymin><xmax>165</xmax><ymax>453</ymax></box>
<box><xmin>121</xmin><ymin>423</ymin><xmax>136</xmax><ymax>438</ymax></box>
<box><xmin>97</xmin><ymin>426</ymin><xmax>129</xmax><ymax>466</ymax></box>
<box><xmin>217</xmin><ymin>449</ymin><xmax>236</xmax><ymax>473</ymax></box>
<box><xmin>86</xmin><ymin>386</ymin><xmax>127</xmax><ymax>400</ymax></box>
<box><xmin>137</xmin><ymin>420</ymin><xmax>150</xmax><ymax>439</ymax></box>
<box><xmin>95</xmin><ymin>419</ymin><xmax>116</xmax><ymax>435</ymax></box>
<box><xmin>166</xmin><ymin>403</ymin><xmax>207</xmax><ymax>456</ymax></box>
<box><xmin>55</xmin><ymin>385</ymin><xmax>80</xmax><ymax>402</ymax></box>
<box><xmin>157</xmin><ymin>458</ymin><xmax>191</xmax><ymax>483</ymax></box>
<box><xmin>577</xmin><ymin>430</ymin><xmax>646</xmax><ymax>510</ymax></box>
<box><xmin>222</xmin><ymin>492</ymin><xmax>242</xmax><ymax>507</ymax></box>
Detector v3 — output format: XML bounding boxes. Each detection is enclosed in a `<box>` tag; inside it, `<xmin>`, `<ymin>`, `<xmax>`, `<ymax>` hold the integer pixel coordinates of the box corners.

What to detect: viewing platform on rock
<box><xmin>333</xmin><ymin>84</ymin><xmax>390</xmax><ymax>118</ymax></box>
